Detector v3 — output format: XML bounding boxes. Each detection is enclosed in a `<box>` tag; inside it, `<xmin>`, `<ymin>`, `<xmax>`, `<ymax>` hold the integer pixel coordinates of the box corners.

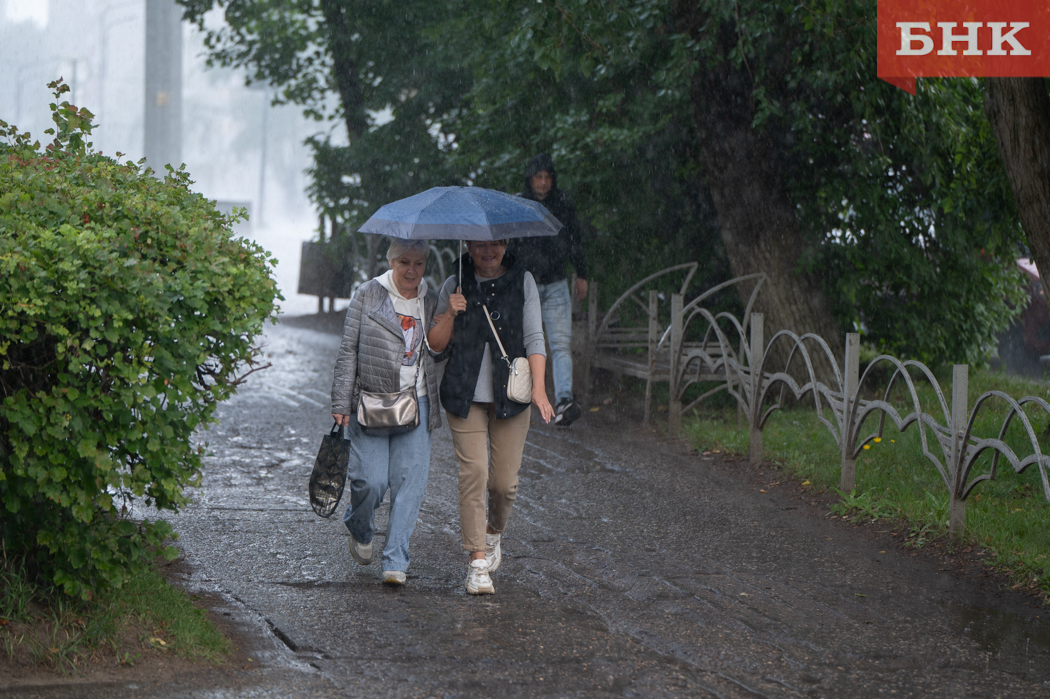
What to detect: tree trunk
<box><xmin>672</xmin><ymin>4</ymin><xmax>844</xmax><ymax>378</ymax></box>
<box><xmin>320</xmin><ymin>0</ymin><xmax>368</xmax><ymax>142</ymax></box>
<box><xmin>984</xmin><ymin>78</ymin><xmax>1050</xmax><ymax>315</ymax></box>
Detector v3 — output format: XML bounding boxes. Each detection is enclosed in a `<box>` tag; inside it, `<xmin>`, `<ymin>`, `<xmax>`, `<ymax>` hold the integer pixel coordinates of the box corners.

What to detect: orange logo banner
<box><xmin>877</xmin><ymin>0</ymin><xmax>1050</xmax><ymax>93</ymax></box>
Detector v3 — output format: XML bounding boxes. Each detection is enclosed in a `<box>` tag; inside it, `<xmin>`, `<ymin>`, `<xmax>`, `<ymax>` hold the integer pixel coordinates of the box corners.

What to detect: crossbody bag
<box><xmin>482</xmin><ymin>304</ymin><xmax>533</xmax><ymax>405</ymax></box>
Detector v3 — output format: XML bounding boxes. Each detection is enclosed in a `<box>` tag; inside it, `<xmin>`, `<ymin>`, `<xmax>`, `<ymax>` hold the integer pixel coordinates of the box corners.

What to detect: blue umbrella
<box><xmin>358</xmin><ymin>186</ymin><xmax>563</xmax><ymax>241</ymax></box>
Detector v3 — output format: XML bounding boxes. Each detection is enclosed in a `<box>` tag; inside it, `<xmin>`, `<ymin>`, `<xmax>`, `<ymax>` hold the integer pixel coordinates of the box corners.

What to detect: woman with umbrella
<box><xmin>358</xmin><ymin>186</ymin><xmax>562</xmax><ymax>594</ymax></box>
<box><xmin>330</xmin><ymin>238</ymin><xmax>443</xmax><ymax>586</ymax></box>
<box><xmin>428</xmin><ymin>240</ymin><xmax>555</xmax><ymax>595</ymax></box>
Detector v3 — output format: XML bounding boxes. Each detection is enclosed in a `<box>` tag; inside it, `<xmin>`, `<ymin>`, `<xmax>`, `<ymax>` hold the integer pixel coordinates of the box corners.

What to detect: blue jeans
<box><xmin>343</xmin><ymin>395</ymin><xmax>431</xmax><ymax>572</ymax></box>
<box><xmin>536</xmin><ymin>279</ymin><xmax>574</xmax><ymax>404</ymax></box>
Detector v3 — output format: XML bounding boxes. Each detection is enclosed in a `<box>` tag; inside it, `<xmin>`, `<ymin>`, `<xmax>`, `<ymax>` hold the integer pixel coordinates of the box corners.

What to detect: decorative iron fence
<box><xmin>668</xmin><ymin>300</ymin><xmax>1050</xmax><ymax>535</ymax></box>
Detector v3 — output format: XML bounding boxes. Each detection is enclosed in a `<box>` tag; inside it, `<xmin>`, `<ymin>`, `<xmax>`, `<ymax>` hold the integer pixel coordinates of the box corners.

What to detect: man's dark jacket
<box><xmin>511</xmin><ymin>154</ymin><xmax>588</xmax><ymax>285</ymax></box>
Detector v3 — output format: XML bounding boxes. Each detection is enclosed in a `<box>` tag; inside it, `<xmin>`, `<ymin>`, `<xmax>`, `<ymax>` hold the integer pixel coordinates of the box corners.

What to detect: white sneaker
<box><xmin>382</xmin><ymin>570</ymin><xmax>406</xmax><ymax>586</ymax></box>
<box><xmin>349</xmin><ymin>535</ymin><xmax>373</xmax><ymax>565</ymax></box>
<box><xmin>465</xmin><ymin>559</ymin><xmax>495</xmax><ymax>595</ymax></box>
<box><xmin>485</xmin><ymin>532</ymin><xmax>502</xmax><ymax>572</ymax></box>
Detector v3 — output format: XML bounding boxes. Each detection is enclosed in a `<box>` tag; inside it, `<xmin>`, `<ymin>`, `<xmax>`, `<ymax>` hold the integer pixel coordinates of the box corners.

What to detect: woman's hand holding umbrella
<box><xmin>426</xmin><ymin>288</ymin><xmax>466</xmax><ymax>353</ymax></box>
<box><xmin>447</xmin><ymin>289</ymin><xmax>467</xmax><ymax>316</ymax></box>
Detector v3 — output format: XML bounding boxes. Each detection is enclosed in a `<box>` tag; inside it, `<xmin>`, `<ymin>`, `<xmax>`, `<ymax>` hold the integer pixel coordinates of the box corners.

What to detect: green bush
<box><xmin>0</xmin><ymin>81</ymin><xmax>280</xmax><ymax>599</ymax></box>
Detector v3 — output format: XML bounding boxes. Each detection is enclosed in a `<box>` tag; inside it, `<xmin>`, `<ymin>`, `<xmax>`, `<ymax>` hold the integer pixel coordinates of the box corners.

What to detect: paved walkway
<box><xmin>19</xmin><ymin>319</ymin><xmax>1050</xmax><ymax>698</ymax></box>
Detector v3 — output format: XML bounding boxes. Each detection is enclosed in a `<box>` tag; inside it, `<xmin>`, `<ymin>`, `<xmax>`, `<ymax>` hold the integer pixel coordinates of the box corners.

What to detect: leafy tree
<box><xmin>179</xmin><ymin>0</ymin><xmax>469</xmax><ymax>274</ymax></box>
<box><xmin>439</xmin><ymin>2</ymin><xmax>732</xmax><ymax>308</ymax></box>
<box><xmin>474</xmin><ymin>0</ymin><xmax>1025</xmax><ymax>365</ymax></box>
<box><xmin>0</xmin><ymin>81</ymin><xmax>279</xmax><ymax>598</ymax></box>
<box><xmin>181</xmin><ymin>0</ymin><xmax>1025</xmax><ymax>366</ymax></box>
<box><xmin>181</xmin><ymin>0</ymin><xmax>733</xmax><ymax>308</ymax></box>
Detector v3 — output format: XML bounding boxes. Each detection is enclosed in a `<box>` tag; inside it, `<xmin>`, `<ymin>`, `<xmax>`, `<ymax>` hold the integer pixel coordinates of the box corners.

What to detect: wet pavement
<box><xmin>16</xmin><ymin>318</ymin><xmax>1050</xmax><ymax>697</ymax></box>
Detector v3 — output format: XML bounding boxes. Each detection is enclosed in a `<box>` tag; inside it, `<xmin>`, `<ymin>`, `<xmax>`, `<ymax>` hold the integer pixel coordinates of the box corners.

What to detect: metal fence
<box><xmin>668</xmin><ymin>299</ymin><xmax>1050</xmax><ymax>534</ymax></box>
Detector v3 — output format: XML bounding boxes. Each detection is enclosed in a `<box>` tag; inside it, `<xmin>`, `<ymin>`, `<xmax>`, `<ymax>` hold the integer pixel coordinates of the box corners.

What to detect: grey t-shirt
<box><xmin>436</xmin><ymin>270</ymin><xmax>545</xmax><ymax>404</ymax></box>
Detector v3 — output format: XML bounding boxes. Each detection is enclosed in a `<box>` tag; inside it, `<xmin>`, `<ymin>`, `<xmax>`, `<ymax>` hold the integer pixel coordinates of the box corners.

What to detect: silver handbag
<box><xmin>357</xmin><ymin>386</ymin><xmax>419</xmax><ymax>436</ymax></box>
<box><xmin>483</xmin><ymin>304</ymin><xmax>533</xmax><ymax>404</ymax></box>
<box><xmin>356</xmin><ymin>296</ymin><xmax>428</xmax><ymax>436</ymax></box>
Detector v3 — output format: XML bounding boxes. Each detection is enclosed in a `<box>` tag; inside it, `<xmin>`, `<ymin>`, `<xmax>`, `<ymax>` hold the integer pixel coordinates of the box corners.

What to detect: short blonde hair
<box><xmin>386</xmin><ymin>238</ymin><xmax>429</xmax><ymax>261</ymax></box>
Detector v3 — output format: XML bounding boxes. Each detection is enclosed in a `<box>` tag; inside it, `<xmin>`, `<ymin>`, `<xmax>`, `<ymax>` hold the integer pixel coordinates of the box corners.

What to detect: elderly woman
<box><xmin>428</xmin><ymin>240</ymin><xmax>554</xmax><ymax>595</ymax></box>
<box><xmin>331</xmin><ymin>238</ymin><xmax>442</xmax><ymax>586</ymax></box>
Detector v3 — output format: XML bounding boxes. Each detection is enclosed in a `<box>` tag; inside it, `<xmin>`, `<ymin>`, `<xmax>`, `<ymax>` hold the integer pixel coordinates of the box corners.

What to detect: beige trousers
<box><xmin>446</xmin><ymin>402</ymin><xmax>532</xmax><ymax>552</ymax></box>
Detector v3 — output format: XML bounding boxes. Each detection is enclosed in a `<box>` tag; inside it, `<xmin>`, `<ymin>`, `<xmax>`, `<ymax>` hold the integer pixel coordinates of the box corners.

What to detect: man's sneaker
<box><xmin>465</xmin><ymin>559</ymin><xmax>495</xmax><ymax>595</ymax></box>
<box><xmin>485</xmin><ymin>531</ymin><xmax>502</xmax><ymax>572</ymax></box>
<box><xmin>382</xmin><ymin>570</ymin><xmax>406</xmax><ymax>586</ymax></box>
<box><xmin>348</xmin><ymin>535</ymin><xmax>373</xmax><ymax>565</ymax></box>
<box><xmin>553</xmin><ymin>398</ymin><xmax>582</xmax><ymax>427</ymax></box>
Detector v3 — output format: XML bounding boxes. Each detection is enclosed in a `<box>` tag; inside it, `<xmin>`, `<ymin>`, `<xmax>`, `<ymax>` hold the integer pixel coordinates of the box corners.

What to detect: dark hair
<box><xmin>524</xmin><ymin>153</ymin><xmax>557</xmax><ymax>191</ymax></box>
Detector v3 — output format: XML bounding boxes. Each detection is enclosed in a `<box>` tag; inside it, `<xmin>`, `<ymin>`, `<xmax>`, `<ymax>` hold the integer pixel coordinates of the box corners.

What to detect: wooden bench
<box><xmin>582</xmin><ymin>263</ymin><xmax>767</xmax><ymax>431</ymax></box>
<box><xmin>582</xmin><ymin>263</ymin><xmax>697</xmax><ymax>426</ymax></box>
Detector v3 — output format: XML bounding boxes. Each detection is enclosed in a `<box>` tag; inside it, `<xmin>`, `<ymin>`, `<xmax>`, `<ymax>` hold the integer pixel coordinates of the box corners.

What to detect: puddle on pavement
<box><xmin>944</xmin><ymin>601</ymin><xmax>1050</xmax><ymax>684</ymax></box>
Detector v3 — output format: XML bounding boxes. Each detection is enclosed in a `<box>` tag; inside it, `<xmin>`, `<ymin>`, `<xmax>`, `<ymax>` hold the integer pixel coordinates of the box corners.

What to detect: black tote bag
<box><xmin>308</xmin><ymin>423</ymin><xmax>350</xmax><ymax>518</ymax></box>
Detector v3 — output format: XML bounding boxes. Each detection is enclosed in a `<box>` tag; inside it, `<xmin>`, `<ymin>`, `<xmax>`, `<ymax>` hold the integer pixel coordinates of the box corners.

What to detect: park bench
<box><xmin>583</xmin><ymin>262</ymin><xmax>766</xmax><ymax>431</ymax></box>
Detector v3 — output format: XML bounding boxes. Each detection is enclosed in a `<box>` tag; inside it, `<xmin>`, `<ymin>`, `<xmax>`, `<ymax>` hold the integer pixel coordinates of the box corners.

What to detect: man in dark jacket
<box><xmin>511</xmin><ymin>153</ymin><xmax>588</xmax><ymax>427</ymax></box>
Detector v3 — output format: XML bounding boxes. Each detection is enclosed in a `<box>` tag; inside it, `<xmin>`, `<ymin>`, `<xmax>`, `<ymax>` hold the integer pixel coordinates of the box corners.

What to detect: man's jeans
<box><xmin>343</xmin><ymin>396</ymin><xmax>431</xmax><ymax>572</ymax></box>
<box><xmin>536</xmin><ymin>279</ymin><xmax>574</xmax><ymax>404</ymax></box>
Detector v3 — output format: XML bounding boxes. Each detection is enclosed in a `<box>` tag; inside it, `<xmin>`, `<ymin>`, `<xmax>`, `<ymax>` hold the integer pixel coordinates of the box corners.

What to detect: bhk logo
<box><xmin>878</xmin><ymin>0</ymin><xmax>1050</xmax><ymax>93</ymax></box>
<box><xmin>896</xmin><ymin>22</ymin><xmax>1030</xmax><ymax>56</ymax></box>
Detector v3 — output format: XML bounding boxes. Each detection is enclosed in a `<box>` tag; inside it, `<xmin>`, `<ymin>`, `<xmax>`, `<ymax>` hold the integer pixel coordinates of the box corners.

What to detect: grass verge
<box><xmin>682</xmin><ymin>368</ymin><xmax>1050</xmax><ymax>599</ymax></box>
<box><xmin>0</xmin><ymin>557</ymin><xmax>229</xmax><ymax>674</ymax></box>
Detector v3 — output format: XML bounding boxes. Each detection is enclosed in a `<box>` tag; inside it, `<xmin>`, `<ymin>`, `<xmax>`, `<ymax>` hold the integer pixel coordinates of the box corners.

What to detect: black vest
<box><xmin>440</xmin><ymin>253</ymin><xmax>530</xmax><ymax>420</ymax></box>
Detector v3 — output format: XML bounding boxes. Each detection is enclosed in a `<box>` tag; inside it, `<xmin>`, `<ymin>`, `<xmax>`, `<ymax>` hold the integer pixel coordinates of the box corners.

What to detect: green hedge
<box><xmin>0</xmin><ymin>81</ymin><xmax>280</xmax><ymax>599</ymax></box>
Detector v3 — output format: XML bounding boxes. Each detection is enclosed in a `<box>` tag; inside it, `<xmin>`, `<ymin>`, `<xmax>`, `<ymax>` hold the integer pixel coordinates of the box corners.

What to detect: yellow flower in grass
<box><xmin>863</xmin><ymin>444</ymin><xmax>871</xmax><ymax>450</ymax></box>
<box><xmin>874</xmin><ymin>437</ymin><xmax>882</xmax><ymax>443</ymax></box>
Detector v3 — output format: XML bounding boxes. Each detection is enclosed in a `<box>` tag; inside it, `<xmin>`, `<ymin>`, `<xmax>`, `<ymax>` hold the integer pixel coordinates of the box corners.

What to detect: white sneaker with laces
<box><xmin>485</xmin><ymin>532</ymin><xmax>502</xmax><ymax>572</ymax></box>
<box><xmin>465</xmin><ymin>559</ymin><xmax>495</xmax><ymax>595</ymax></box>
<box><xmin>348</xmin><ymin>535</ymin><xmax>373</xmax><ymax>565</ymax></box>
<box><xmin>382</xmin><ymin>570</ymin><xmax>406</xmax><ymax>586</ymax></box>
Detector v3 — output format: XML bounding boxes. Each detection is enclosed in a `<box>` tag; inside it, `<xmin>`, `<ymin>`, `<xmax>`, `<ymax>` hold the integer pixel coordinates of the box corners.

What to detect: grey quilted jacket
<box><xmin>330</xmin><ymin>279</ymin><xmax>443</xmax><ymax>431</ymax></box>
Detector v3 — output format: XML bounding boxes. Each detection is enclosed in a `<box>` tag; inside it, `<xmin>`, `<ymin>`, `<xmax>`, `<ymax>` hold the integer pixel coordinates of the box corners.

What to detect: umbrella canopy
<box><xmin>358</xmin><ymin>186</ymin><xmax>563</xmax><ymax>241</ymax></box>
